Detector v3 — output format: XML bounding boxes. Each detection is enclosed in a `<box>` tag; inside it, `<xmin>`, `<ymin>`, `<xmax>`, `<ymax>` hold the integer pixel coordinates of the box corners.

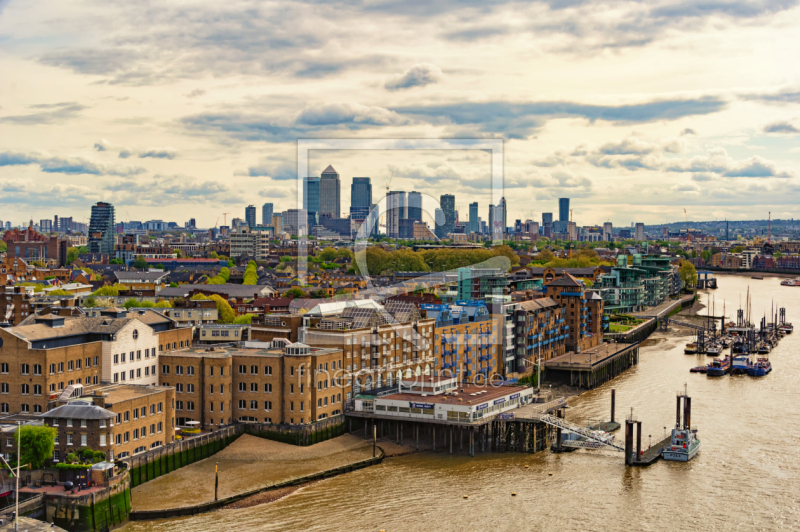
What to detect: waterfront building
<box><xmin>88</xmin><ymin>202</ymin><xmax>116</xmax><ymax>255</ymax></box>
<box><xmin>512</xmin><ymin>298</ymin><xmax>567</xmax><ymax>373</ymax></box>
<box><xmin>595</xmin><ymin>255</ymin><xmax>674</xmax><ymax>313</ymax></box>
<box><xmin>543</xmin><ymin>273</ymin><xmax>604</xmax><ymax>353</ymax></box>
<box><xmin>422</xmin><ymin>301</ymin><xmax>502</xmax><ymax>383</ymax></box>
<box><xmin>319</xmin><ymin>166</ymin><xmax>341</xmax><ymax>218</ymax></box>
<box><xmin>457</xmin><ymin>267</ymin><xmax>508</xmax><ymax>300</ymax></box>
<box><xmin>0</xmin><ymin>309</ymin><xmax>192</xmax><ymax>415</ymax></box>
<box><xmin>42</xmin><ymin>383</ymin><xmax>176</xmax><ymax>460</ymax></box>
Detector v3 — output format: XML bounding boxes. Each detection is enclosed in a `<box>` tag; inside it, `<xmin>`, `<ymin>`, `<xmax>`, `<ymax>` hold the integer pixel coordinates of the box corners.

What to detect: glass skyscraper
<box><xmin>88</xmin><ymin>202</ymin><xmax>115</xmax><ymax>255</ymax></box>
<box><xmin>303</xmin><ymin>177</ymin><xmax>320</xmax><ymax>227</ymax></box>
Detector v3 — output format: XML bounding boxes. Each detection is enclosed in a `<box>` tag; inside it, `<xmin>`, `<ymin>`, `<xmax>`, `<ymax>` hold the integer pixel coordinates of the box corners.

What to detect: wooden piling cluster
<box><xmin>489</xmin><ymin>419</ymin><xmax>552</xmax><ymax>453</ymax></box>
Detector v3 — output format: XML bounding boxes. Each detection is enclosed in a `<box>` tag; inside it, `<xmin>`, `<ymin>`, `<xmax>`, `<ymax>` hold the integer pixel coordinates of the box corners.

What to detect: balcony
<box><xmin>464</xmin><ymin>358</ymin><xmax>474</xmax><ymax>365</ymax></box>
<box><xmin>479</xmin><ymin>354</ymin><xmax>492</xmax><ymax>362</ymax></box>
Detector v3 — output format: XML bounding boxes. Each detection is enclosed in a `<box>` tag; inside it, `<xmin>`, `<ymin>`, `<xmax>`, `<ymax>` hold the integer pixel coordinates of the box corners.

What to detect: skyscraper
<box><xmin>407</xmin><ymin>191</ymin><xmax>422</xmax><ymax>221</ymax></box>
<box><xmin>350</xmin><ymin>177</ymin><xmax>372</xmax><ymax>219</ymax></box>
<box><xmin>436</xmin><ymin>194</ymin><xmax>455</xmax><ymax>239</ymax></box>
<box><xmin>488</xmin><ymin>204</ymin><xmax>503</xmax><ymax>241</ymax></box>
<box><xmin>262</xmin><ymin>203</ymin><xmax>273</xmax><ymax>226</ymax></box>
<box><xmin>635</xmin><ymin>222</ymin><xmax>645</xmax><ymax>242</ymax></box>
<box><xmin>303</xmin><ymin>177</ymin><xmax>320</xmax><ymax>227</ymax></box>
<box><xmin>245</xmin><ymin>205</ymin><xmax>256</xmax><ymax>228</ymax></box>
<box><xmin>468</xmin><ymin>202</ymin><xmax>479</xmax><ymax>234</ymax></box>
<box><xmin>319</xmin><ymin>165</ymin><xmax>341</xmax><ymax>218</ymax></box>
<box><xmin>542</xmin><ymin>212</ymin><xmax>553</xmax><ymax>229</ymax></box>
<box><xmin>603</xmin><ymin>222</ymin><xmax>613</xmax><ymax>241</ymax></box>
<box><xmin>386</xmin><ymin>191</ymin><xmax>407</xmax><ymax>238</ymax></box>
<box><xmin>559</xmin><ymin>198</ymin><xmax>570</xmax><ymax>222</ymax></box>
<box><xmin>88</xmin><ymin>202</ymin><xmax>115</xmax><ymax>255</ymax></box>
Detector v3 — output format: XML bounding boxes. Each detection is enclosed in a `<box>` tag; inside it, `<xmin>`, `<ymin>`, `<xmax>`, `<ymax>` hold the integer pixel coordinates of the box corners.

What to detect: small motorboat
<box><xmin>684</xmin><ymin>343</ymin><xmax>698</xmax><ymax>354</ymax></box>
<box><xmin>748</xmin><ymin>357</ymin><xmax>772</xmax><ymax>377</ymax></box>
<box><xmin>705</xmin><ymin>344</ymin><xmax>722</xmax><ymax>356</ymax></box>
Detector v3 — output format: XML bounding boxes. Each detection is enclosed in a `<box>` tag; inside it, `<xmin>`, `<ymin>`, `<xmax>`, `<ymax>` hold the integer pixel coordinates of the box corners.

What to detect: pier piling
<box><xmin>611</xmin><ymin>389</ymin><xmax>616</xmax><ymax>423</ymax></box>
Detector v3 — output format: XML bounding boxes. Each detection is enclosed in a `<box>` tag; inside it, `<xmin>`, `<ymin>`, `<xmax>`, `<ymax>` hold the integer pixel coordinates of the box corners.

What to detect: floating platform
<box><xmin>590</xmin><ymin>421</ymin><xmax>621</xmax><ymax>432</ymax></box>
<box><xmin>630</xmin><ymin>435</ymin><xmax>671</xmax><ymax>467</ymax></box>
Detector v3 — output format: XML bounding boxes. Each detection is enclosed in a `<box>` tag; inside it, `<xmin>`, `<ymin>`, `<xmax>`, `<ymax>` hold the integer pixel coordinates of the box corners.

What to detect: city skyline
<box><xmin>1</xmin><ymin>1</ymin><xmax>799</xmax><ymax>226</ymax></box>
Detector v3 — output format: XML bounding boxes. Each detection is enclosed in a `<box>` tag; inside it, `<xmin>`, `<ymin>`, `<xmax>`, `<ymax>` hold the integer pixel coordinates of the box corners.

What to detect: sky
<box><xmin>1</xmin><ymin>0</ymin><xmax>799</xmax><ymax>229</ymax></box>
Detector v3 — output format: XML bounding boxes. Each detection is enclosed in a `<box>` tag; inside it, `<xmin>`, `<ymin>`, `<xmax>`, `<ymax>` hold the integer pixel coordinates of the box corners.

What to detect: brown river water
<box><xmin>121</xmin><ymin>275</ymin><xmax>800</xmax><ymax>531</ymax></box>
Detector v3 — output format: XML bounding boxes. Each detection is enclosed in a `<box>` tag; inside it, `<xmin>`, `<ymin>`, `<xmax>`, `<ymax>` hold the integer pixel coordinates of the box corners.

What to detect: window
<box><xmin>187</xmin><ymin>401</ymin><xmax>194</xmax><ymax>411</ymax></box>
<box><xmin>176</xmin><ymin>400</ymin><xmax>183</xmax><ymax>410</ymax></box>
<box><xmin>145</xmin><ymin>367</ymin><xmax>150</xmax><ymax>376</ymax></box>
<box><xmin>220</xmin><ymin>367</ymin><xmax>224</xmax><ymax>376</ymax></box>
<box><xmin>133</xmin><ymin>329</ymin><xmax>139</xmax><ymax>340</ymax></box>
<box><xmin>134</xmin><ymin>429</ymin><xmax>139</xmax><ymax>440</ymax></box>
<box><xmin>157</xmin><ymin>422</ymin><xmax>163</xmax><ymax>433</ymax></box>
<box><xmin>238</xmin><ymin>400</ymin><xmax>246</xmax><ymax>409</ymax></box>
<box><xmin>0</xmin><ymin>404</ymin><xmax>7</xmax><ymax>414</ymax></box>
<box><xmin>21</xmin><ymin>364</ymin><xmax>30</xmax><ymax>375</ymax></box>
<box><xmin>209</xmin><ymin>402</ymin><xmax>214</xmax><ymax>412</ymax></box>
<box><xmin>94</xmin><ymin>356</ymin><xmax>99</xmax><ymax>366</ymax></box>
<box><xmin>67</xmin><ymin>361</ymin><xmax>73</xmax><ymax>371</ymax></box>
<box><xmin>176</xmin><ymin>383</ymin><xmax>183</xmax><ymax>392</ymax></box>
<box><xmin>34</xmin><ymin>364</ymin><xmax>42</xmax><ymax>375</ymax></box>
<box><xmin>53</xmin><ymin>450</ymin><xmax>60</xmax><ymax>461</ymax></box>
<box><xmin>150</xmin><ymin>404</ymin><xmax>155</xmax><ymax>415</ymax></box>
<box><xmin>145</xmin><ymin>348</ymin><xmax>150</xmax><ymax>358</ymax></box>
<box><xmin>250</xmin><ymin>365</ymin><xmax>258</xmax><ymax>375</ymax></box>
<box><xmin>300</xmin><ymin>401</ymin><xmax>304</xmax><ymax>412</ymax></box>
<box><xmin>0</xmin><ymin>383</ymin><xmax>7</xmax><ymax>394</ymax></box>
<box><xmin>0</xmin><ymin>363</ymin><xmax>6</xmax><ymax>374</ymax></box>
<box><xmin>21</xmin><ymin>384</ymin><xmax>29</xmax><ymax>395</ymax></box>
<box><xmin>124</xmin><ymin>411</ymin><xmax>130</xmax><ymax>422</ymax></box>
<box><xmin>67</xmin><ymin>434</ymin><xmax>74</xmax><ymax>445</ymax></box>
<box><xmin>239</xmin><ymin>365</ymin><xmax>246</xmax><ymax>374</ymax></box>
<box><xmin>76</xmin><ymin>359</ymin><xmax>81</xmax><ymax>370</ymax></box>
<box><xmin>33</xmin><ymin>384</ymin><xmax>42</xmax><ymax>395</ymax></box>
<box><xmin>141</xmin><ymin>406</ymin><xmax>146</xmax><ymax>417</ymax></box>
<box><xmin>175</xmin><ymin>366</ymin><xmax>183</xmax><ymax>375</ymax></box>
<box><xmin>264</xmin><ymin>365</ymin><xmax>272</xmax><ymax>376</ymax></box>
<box><xmin>142</xmin><ymin>426</ymin><xmax>147</xmax><ymax>437</ymax></box>
<box><xmin>187</xmin><ymin>366</ymin><xmax>195</xmax><ymax>375</ymax></box>
<box><xmin>209</xmin><ymin>366</ymin><xmax>214</xmax><ymax>376</ymax></box>
<box><xmin>250</xmin><ymin>400</ymin><xmax>257</xmax><ymax>410</ymax></box>
<box><xmin>58</xmin><ymin>362</ymin><xmax>64</xmax><ymax>372</ymax></box>
<box><xmin>133</xmin><ymin>409</ymin><xmax>139</xmax><ymax>420</ymax></box>
<box><xmin>86</xmin><ymin>357</ymin><xmax>92</xmax><ymax>368</ymax></box>
<box><xmin>264</xmin><ymin>383</ymin><xmax>272</xmax><ymax>393</ymax></box>
<box><xmin>100</xmin><ymin>434</ymin><xmax>107</xmax><ymax>447</ymax></box>
<box><xmin>220</xmin><ymin>402</ymin><xmax>224</xmax><ymax>412</ymax></box>
<box><xmin>49</xmin><ymin>363</ymin><xmax>56</xmax><ymax>375</ymax></box>
<box><xmin>162</xmin><ymin>365</ymin><xmax>170</xmax><ymax>374</ymax></box>
<box><xmin>121</xmin><ymin>353</ymin><xmax>126</xmax><ymax>363</ymax></box>
<box><xmin>264</xmin><ymin>401</ymin><xmax>272</xmax><ymax>410</ymax></box>
<box><xmin>220</xmin><ymin>384</ymin><xmax>225</xmax><ymax>394</ymax></box>
<box><xmin>187</xmin><ymin>384</ymin><xmax>195</xmax><ymax>393</ymax></box>
<box><xmin>238</xmin><ymin>382</ymin><xmax>246</xmax><ymax>392</ymax></box>
<box><xmin>158</xmin><ymin>402</ymin><xmax>163</xmax><ymax>413</ymax></box>
<box><xmin>129</xmin><ymin>370</ymin><xmax>134</xmax><ymax>380</ymax></box>
<box><xmin>114</xmin><ymin>373</ymin><xmax>119</xmax><ymax>383</ymax></box>
<box><xmin>81</xmin><ymin>434</ymin><xmax>87</xmax><ymax>446</ymax></box>
<box><xmin>250</xmin><ymin>383</ymin><xmax>257</xmax><ymax>392</ymax></box>
<box><xmin>124</xmin><ymin>432</ymin><xmax>130</xmax><ymax>443</ymax></box>
<box><xmin>114</xmin><ymin>354</ymin><xmax>119</xmax><ymax>364</ymax></box>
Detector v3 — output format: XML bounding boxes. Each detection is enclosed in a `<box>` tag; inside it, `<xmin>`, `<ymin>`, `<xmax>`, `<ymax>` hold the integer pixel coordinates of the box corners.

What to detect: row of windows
<box><xmin>113</xmin><ymin>365</ymin><xmax>156</xmax><ymax>382</ymax></box>
<box><xmin>45</xmin><ymin>376</ymin><xmax>99</xmax><ymax>394</ymax></box>
<box><xmin>4</xmin><ymin>359</ymin><xmax>100</xmax><ymax>376</ymax></box>
<box><xmin>2</xmin><ymin>403</ymin><xmax>42</xmax><ymax>413</ymax></box>
<box><xmin>237</xmin><ymin>365</ymin><xmax>273</xmax><ymax>375</ymax></box>
<box><xmin>113</xmin><ymin>348</ymin><xmax>156</xmax><ymax>365</ymax></box>
<box><xmin>237</xmin><ymin>400</ymin><xmax>273</xmax><ymax>410</ymax></box>
<box><xmin>237</xmin><ymin>382</ymin><xmax>272</xmax><ymax>393</ymax></box>
<box><xmin>14</xmin><ymin>384</ymin><xmax>43</xmax><ymax>395</ymax></box>
<box><xmin>115</xmin><ymin>403</ymin><xmax>164</xmax><ymax>424</ymax></box>
<box><xmin>115</xmin><ymin>422</ymin><xmax>164</xmax><ymax>444</ymax></box>
<box><xmin>161</xmin><ymin>365</ymin><xmax>196</xmax><ymax>375</ymax></box>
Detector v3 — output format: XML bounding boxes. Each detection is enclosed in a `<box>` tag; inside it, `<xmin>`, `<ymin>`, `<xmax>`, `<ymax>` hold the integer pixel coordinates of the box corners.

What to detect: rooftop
<box><xmin>79</xmin><ymin>383</ymin><xmax>173</xmax><ymax>405</ymax></box>
<box><xmin>379</xmin><ymin>383</ymin><xmax>528</xmax><ymax>407</ymax></box>
<box><xmin>41</xmin><ymin>402</ymin><xmax>115</xmax><ymax>420</ymax></box>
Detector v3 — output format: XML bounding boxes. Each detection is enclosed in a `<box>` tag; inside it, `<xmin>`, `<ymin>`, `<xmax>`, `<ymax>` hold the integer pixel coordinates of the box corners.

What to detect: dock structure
<box><xmin>544</xmin><ymin>341</ymin><xmax>639</xmax><ymax>389</ymax></box>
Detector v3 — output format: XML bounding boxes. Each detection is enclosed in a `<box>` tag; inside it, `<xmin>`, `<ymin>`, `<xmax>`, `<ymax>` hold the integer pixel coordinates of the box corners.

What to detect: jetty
<box><xmin>544</xmin><ymin>341</ymin><xmax>639</xmax><ymax>389</ymax></box>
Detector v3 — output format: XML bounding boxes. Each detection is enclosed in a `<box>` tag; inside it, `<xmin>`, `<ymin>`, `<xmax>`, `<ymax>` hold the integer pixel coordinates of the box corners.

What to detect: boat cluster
<box><xmin>688</xmin><ymin>322</ymin><xmax>790</xmax><ymax>377</ymax></box>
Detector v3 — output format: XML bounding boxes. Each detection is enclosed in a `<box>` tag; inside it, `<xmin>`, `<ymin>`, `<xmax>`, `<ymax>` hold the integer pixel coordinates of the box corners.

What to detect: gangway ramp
<box><xmin>531</xmin><ymin>413</ymin><xmax>625</xmax><ymax>452</ymax></box>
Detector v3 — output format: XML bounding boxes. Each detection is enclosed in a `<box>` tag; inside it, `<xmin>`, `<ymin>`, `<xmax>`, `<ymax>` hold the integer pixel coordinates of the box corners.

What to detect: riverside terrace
<box><xmin>345</xmin><ymin>376</ymin><xmax>556</xmax><ymax>456</ymax></box>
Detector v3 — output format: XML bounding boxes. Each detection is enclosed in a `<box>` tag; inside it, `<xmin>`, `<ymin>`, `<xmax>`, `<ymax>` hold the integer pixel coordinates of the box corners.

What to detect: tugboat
<box><xmin>779</xmin><ymin>323</ymin><xmax>793</xmax><ymax>334</ymax></box>
<box><xmin>662</xmin><ymin>426</ymin><xmax>701</xmax><ymax>462</ymax></box>
<box><xmin>684</xmin><ymin>342</ymin><xmax>698</xmax><ymax>354</ymax></box>
<box><xmin>706</xmin><ymin>356</ymin><xmax>730</xmax><ymax>377</ymax></box>
<box><xmin>748</xmin><ymin>357</ymin><xmax>772</xmax><ymax>377</ymax></box>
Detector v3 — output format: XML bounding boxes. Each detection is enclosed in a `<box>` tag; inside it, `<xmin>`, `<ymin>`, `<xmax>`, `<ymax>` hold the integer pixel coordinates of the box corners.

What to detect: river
<box><xmin>121</xmin><ymin>275</ymin><xmax>800</xmax><ymax>531</ymax></box>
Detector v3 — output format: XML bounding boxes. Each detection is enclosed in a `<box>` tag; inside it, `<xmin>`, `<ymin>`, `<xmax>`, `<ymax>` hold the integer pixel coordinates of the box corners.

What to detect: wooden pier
<box><xmin>544</xmin><ymin>342</ymin><xmax>639</xmax><ymax>389</ymax></box>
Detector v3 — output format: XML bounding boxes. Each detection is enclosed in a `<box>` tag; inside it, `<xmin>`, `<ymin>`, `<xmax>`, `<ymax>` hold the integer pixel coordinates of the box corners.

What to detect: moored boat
<box><xmin>730</xmin><ymin>354</ymin><xmax>752</xmax><ymax>375</ymax></box>
<box><xmin>705</xmin><ymin>344</ymin><xmax>722</xmax><ymax>356</ymax></box>
<box><xmin>662</xmin><ymin>427</ymin><xmax>701</xmax><ymax>462</ymax></box>
<box><xmin>684</xmin><ymin>343</ymin><xmax>698</xmax><ymax>354</ymax></box>
<box><xmin>707</xmin><ymin>356</ymin><xmax>730</xmax><ymax>376</ymax></box>
<box><xmin>747</xmin><ymin>357</ymin><xmax>772</xmax><ymax>377</ymax></box>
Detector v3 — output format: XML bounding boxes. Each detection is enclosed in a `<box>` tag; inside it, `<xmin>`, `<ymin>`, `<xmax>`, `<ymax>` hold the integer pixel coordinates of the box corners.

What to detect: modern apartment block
<box><xmin>350</xmin><ymin>177</ymin><xmax>372</xmax><ymax>219</ymax></box>
<box><xmin>436</xmin><ymin>194</ymin><xmax>455</xmax><ymax>239</ymax></box>
<box><xmin>407</xmin><ymin>191</ymin><xmax>422</xmax><ymax>222</ymax></box>
<box><xmin>0</xmin><ymin>309</ymin><xmax>192</xmax><ymax>415</ymax></box>
<box><xmin>544</xmin><ymin>273</ymin><xmax>604</xmax><ymax>353</ymax></box>
<box><xmin>230</xmin><ymin>226</ymin><xmax>271</xmax><ymax>260</ymax></box>
<box><xmin>262</xmin><ymin>203</ymin><xmax>274</xmax><ymax>226</ymax></box>
<box><xmin>245</xmin><ymin>205</ymin><xmax>257</xmax><ymax>228</ymax></box>
<box><xmin>512</xmin><ymin>298</ymin><xmax>568</xmax><ymax>372</ymax></box>
<box><xmin>386</xmin><ymin>191</ymin><xmax>407</xmax><ymax>238</ymax></box>
<box><xmin>422</xmin><ymin>301</ymin><xmax>503</xmax><ymax>383</ymax></box>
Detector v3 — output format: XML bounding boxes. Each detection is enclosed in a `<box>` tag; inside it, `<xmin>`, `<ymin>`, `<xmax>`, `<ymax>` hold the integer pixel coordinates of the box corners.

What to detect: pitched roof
<box><xmin>114</xmin><ymin>271</ymin><xmax>169</xmax><ymax>282</ymax></box>
<box><xmin>518</xmin><ymin>297</ymin><xmax>560</xmax><ymax>311</ymax></box>
<box><xmin>321</xmin><ymin>165</ymin><xmax>337</xmax><ymax>174</ymax></box>
<box><xmin>546</xmin><ymin>273</ymin><xmax>583</xmax><ymax>287</ymax></box>
<box><xmin>41</xmin><ymin>403</ymin><xmax>115</xmax><ymax>420</ymax></box>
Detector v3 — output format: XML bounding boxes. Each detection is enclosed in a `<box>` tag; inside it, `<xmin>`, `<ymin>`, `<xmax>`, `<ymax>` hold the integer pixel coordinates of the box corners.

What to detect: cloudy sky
<box><xmin>1</xmin><ymin>0</ymin><xmax>799</xmax><ymax>229</ymax></box>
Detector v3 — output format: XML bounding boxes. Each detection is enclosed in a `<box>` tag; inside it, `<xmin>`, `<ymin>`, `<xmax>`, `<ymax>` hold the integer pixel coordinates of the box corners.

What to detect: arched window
<box><xmin>386</xmin><ymin>373</ymin><xmax>393</xmax><ymax>387</ymax></box>
<box><xmin>133</xmin><ymin>330</ymin><xmax>139</xmax><ymax>340</ymax></box>
<box><xmin>404</xmin><ymin>369</ymin><xmax>412</xmax><ymax>378</ymax></box>
<box><xmin>424</xmin><ymin>364</ymin><xmax>431</xmax><ymax>376</ymax></box>
<box><xmin>353</xmin><ymin>378</ymin><xmax>362</xmax><ymax>395</ymax></box>
<box><xmin>415</xmin><ymin>366</ymin><xmax>421</xmax><ymax>377</ymax></box>
<box><xmin>364</xmin><ymin>375</ymin><xmax>372</xmax><ymax>391</ymax></box>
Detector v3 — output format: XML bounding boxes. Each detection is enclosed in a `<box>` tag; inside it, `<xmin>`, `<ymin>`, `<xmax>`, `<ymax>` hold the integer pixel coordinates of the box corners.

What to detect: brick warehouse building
<box><xmin>42</xmin><ymin>383</ymin><xmax>175</xmax><ymax>460</ymax></box>
<box><xmin>159</xmin><ymin>341</ymin><xmax>349</xmax><ymax>430</ymax></box>
<box><xmin>0</xmin><ymin>309</ymin><xmax>192</xmax><ymax>415</ymax></box>
<box><xmin>2</xmin><ymin>227</ymin><xmax>68</xmax><ymax>266</ymax></box>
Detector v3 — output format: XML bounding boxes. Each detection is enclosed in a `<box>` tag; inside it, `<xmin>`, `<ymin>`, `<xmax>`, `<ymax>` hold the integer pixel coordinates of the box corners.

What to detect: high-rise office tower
<box><xmin>350</xmin><ymin>177</ymin><xmax>372</xmax><ymax>219</ymax></box>
<box><xmin>468</xmin><ymin>202</ymin><xmax>479</xmax><ymax>234</ymax></box>
<box><xmin>436</xmin><ymin>194</ymin><xmax>456</xmax><ymax>239</ymax></box>
<box><xmin>262</xmin><ymin>203</ymin><xmax>273</xmax><ymax>226</ymax></box>
<box><xmin>603</xmin><ymin>222</ymin><xmax>613</xmax><ymax>241</ymax></box>
<box><xmin>499</xmin><ymin>197</ymin><xmax>507</xmax><ymax>233</ymax></box>
<box><xmin>319</xmin><ymin>165</ymin><xmax>341</xmax><ymax>218</ymax></box>
<box><xmin>407</xmin><ymin>191</ymin><xmax>422</xmax><ymax>222</ymax></box>
<box><xmin>303</xmin><ymin>177</ymin><xmax>320</xmax><ymax>227</ymax></box>
<box><xmin>245</xmin><ymin>205</ymin><xmax>256</xmax><ymax>228</ymax></box>
<box><xmin>88</xmin><ymin>202</ymin><xmax>115</xmax><ymax>255</ymax></box>
<box><xmin>542</xmin><ymin>212</ymin><xmax>553</xmax><ymax>229</ymax></box>
<box><xmin>488</xmin><ymin>204</ymin><xmax>503</xmax><ymax>241</ymax></box>
<box><xmin>386</xmin><ymin>191</ymin><xmax>407</xmax><ymax>238</ymax></box>
<box><xmin>635</xmin><ymin>222</ymin><xmax>645</xmax><ymax>242</ymax></box>
<box><xmin>559</xmin><ymin>198</ymin><xmax>570</xmax><ymax>222</ymax></box>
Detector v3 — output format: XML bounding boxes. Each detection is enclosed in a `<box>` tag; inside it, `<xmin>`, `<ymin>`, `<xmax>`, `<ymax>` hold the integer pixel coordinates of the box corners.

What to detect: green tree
<box><xmin>173</xmin><ymin>249</ymin><xmax>182</xmax><ymax>258</ymax></box>
<box><xmin>15</xmin><ymin>425</ymin><xmax>57</xmax><ymax>469</ymax></box>
<box><xmin>680</xmin><ymin>261</ymin><xmax>698</xmax><ymax>288</ymax></box>
<box><xmin>731</xmin><ymin>245</ymin><xmax>745</xmax><ymax>253</ymax></box>
<box><xmin>132</xmin><ymin>256</ymin><xmax>148</xmax><ymax>269</ymax></box>
<box><xmin>286</xmin><ymin>287</ymin><xmax>305</xmax><ymax>298</ymax></box>
<box><xmin>110</xmin><ymin>258</ymin><xmax>124</xmax><ymax>265</ymax></box>
<box><xmin>0</xmin><ymin>241</ymin><xmax>6</xmax><ymax>253</ymax></box>
<box><xmin>169</xmin><ymin>282</ymin><xmax>179</xmax><ymax>287</ymax></box>
<box><xmin>46</xmin><ymin>289</ymin><xmax>74</xmax><ymax>296</ymax></box>
<box><xmin>66</xmin><ymin>247</ymin><xmax>79</xmax><ymax>264</ymax></box>
<box><xmin>84</xmin><ymin>296</ymin><xmax>97</xmax><ymax>308</ymax></box>
<box><xmin>233</xmin><ymin>313</ymin><xmax>255</xmax><ymax>324</ymax></box>
<box><xmin>190</xmin><ymin>293</ymin><xmax>235</xmax><ymax>323</ymax></box>
<box><xmin>154</xmin><ymin>300</ymin><xmax>172</xmax><ymax>308</ymax></box>
<box><xmin>91</xmin><ymin>284</ymin><xmax>129</xmax><ymax>297</ymax></box>
<box><xmin>774</xmin><ymin>251</ymin><xmax>783</xmax><ymax>259</ymax></box>
<box><xmin>318</xmin><ymin>247</ymin><xmax>337</xmax><ymax>262</ymax></box>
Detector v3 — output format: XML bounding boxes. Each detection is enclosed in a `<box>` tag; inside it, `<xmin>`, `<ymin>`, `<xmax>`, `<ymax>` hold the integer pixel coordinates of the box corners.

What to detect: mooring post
<box><xmin>556</xmin><ymin>409</ymin><xmax>563</xmax><ymax>451</ymax></box>
<box><xmin>450</xmin><ymin>427</ymin><xmax>453</xmax><ymax>454</ymax></box>
<box><xmin>415</xmin><ymin>424</ymin><xmax>419</xmax><ymax>450</ymax></box>
<box><xmin>433</xmin><ymin>426</ymin><xmax>436</xmax><ymax>452</ymax></box>
<box><xmin>685</xmin><ymin>397</ymin><xmax>692</xmax><ymax>430</ymax></box>
<box><xmin>636</xmin><ymin>421</ymin><xmax>642</xmax><ymax>462</ymax></box>
<box><xmin>624</xmin><ymin>420</ymin><xmax>634</xmax><ymax>465</ymax></box>
<box><xmin>676</xmin><ymin>395</ymin><xmax>682</xmax><ymax>428</ymax></box>
<box><xmin>611</xmin><ymin>388</ymin><xmax>616</xmax><ymax>423</ymax></box>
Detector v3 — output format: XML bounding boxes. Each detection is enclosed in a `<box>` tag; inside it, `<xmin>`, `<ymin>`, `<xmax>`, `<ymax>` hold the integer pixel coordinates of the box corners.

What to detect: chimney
<box><xmin>92</xmin><ymin>394</ymin><xmax>106</xmax><ymax>408</ymax></box>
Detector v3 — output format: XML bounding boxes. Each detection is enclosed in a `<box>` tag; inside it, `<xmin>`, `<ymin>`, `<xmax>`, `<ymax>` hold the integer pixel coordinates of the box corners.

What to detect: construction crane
<box><xmin>222</xmin><ymin>213</ymin><xmax>231</xmax><ymax>226</ymax></box>
<box><xmin>379</xmin><ymin>171</ymin><xmax>395</xmax><ymax>229</ymax></box>
<box><xmin>214</xmin><ymin>217</ymin><xmax>219</xmax><ymax>229</ymax></box>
